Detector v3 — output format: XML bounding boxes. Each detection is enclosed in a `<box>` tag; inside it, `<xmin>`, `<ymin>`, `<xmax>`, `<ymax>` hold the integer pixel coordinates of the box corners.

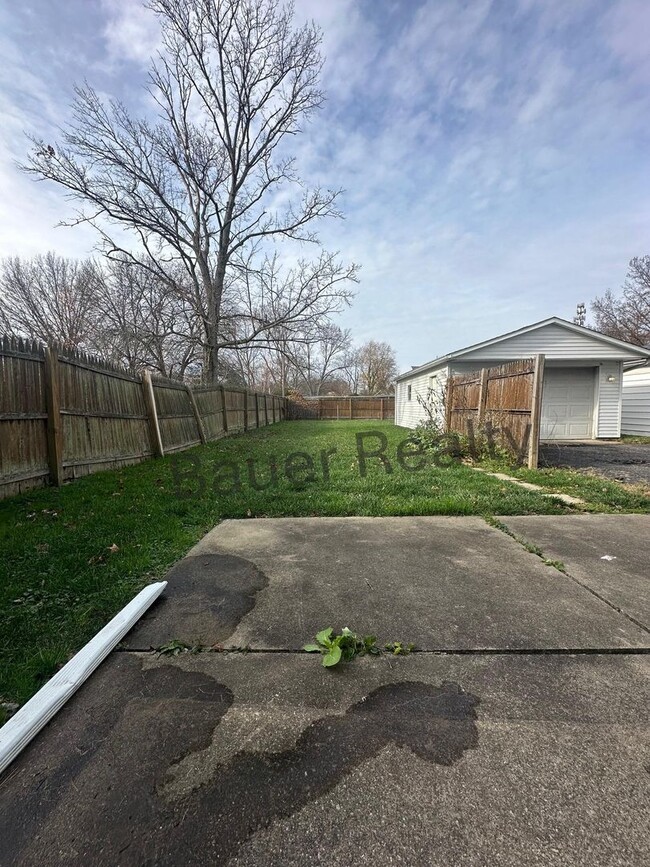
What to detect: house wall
<box><xmin>395</xmin><ymin>366</ymin><xmax>447</xmax><ymax>429</ymax></box>
<box><xmin>622</xmin><ymin>366</ymin><xmax>650</xmax><ymax>435</ymax></box>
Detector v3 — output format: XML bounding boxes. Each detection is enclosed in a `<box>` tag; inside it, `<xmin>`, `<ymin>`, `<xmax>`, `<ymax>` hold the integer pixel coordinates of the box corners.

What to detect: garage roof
<box><xmin>395</xmin><ymin>317</ymin><xmax>650</xmax><ymax>382</ymax></box>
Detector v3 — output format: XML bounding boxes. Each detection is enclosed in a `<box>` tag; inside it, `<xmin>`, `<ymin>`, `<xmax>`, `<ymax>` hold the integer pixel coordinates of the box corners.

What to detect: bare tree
<box><xmin>23</xmin><ymin>0</ymin><xmax>356</xmax><ymax>382</ymax></box>
<box><xmin>590</xmin><ymin>256</ymin><xmax>650</xmax><ymax>347</ymax></box>
<box><xmin>339</xmin><ymin>346</ymin><xmax>361</xmax><ymax>394</ymax></box>
<box><xmin>0</xmin><ymin>253</ymin><xmax>102</xmax><ymax>349</ymax></box>
<box><xmin>95</xmin><ymin>257</ymin><xmax>202</xmax><ymax>378</ymax></box>
<box><xmin>357</xmin><ymin>340</ymin><xmax>398</xmax><ymax>394</ymax></box>
<box><xmin>287</xmin><ymin>322</ymin><xmax>351</xmax><ymax>395</ymax></box>
<box><xmin>337</xmin><ymin>346</ymin><xmax>360</xmax><ymax>394</ymax></box>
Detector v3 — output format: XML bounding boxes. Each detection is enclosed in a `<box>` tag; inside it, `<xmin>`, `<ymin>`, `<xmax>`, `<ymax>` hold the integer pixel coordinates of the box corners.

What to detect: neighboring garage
<box><xmin>395</xmin><ymin>317</ymin><xmax>650</xmax><ymax>440</ymax></box>
<box><xmin>622</xmin><ymin>364</ymin><xmax>650</xmax><ymax>436</ymax></box>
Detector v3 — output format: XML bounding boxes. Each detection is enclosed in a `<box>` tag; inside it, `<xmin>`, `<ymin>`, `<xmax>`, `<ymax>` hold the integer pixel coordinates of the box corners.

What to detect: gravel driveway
<box><xmin>540</xmin><ymin>441</ymin><xmax>650</xmax><ymax>485</ymax></box>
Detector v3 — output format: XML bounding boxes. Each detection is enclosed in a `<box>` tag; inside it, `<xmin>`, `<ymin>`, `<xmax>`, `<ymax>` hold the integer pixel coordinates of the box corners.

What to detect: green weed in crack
<box><xmin>484</xmin><ymin>516</ymin><xmax>567</xmax><ymax>574</ymax></box>
<box><xmin>384</xmin><ymin>641</ymin><xmax>416</xmax><ymax>655</ymax></box>
<box><xmin>304</xmin><ymin>627</ymin><xmax>414</xmax><ymax>667</ymax></box>
<box><xmin>156</xmin><ymin>639</ymin><xmax>204</xmax><ymax>656</ymax></box>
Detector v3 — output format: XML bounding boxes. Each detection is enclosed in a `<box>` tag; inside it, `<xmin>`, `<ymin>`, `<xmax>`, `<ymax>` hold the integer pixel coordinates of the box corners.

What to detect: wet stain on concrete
<box><xmin>0</xmin><ymin>658</ymin><xmax>233</xmax><ymax>867</ymax></box>
<box><xmin>155</xmin><ymin>680</ymin><xmax>480</xmax><ymax>865</ymax></box>
<box><xmin>3</xmin><ymin>677</ymin><xmax>478</xmax><ymax>866</ymax></box>
<box><xmin>121</xmin><ymin>553</ymin><xmax>269</xmax><ymax>649</ymax></box>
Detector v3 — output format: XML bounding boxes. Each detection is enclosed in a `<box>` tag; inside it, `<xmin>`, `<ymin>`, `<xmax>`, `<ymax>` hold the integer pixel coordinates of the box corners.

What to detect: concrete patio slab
<box><xmin>149</xmin><ymin>517</ymin><xmax>649</xmax><ymax>650</ymax></box>
<box><xmin>1</xmin><ymin>650</ymin><xmax>648</xmax><ymax>867</ymax></box>
<box><xmin>3</xmin><ymin>515</ymin><xmax>648</xmax><ymax>865</ymax></box>
<box><xmin>500</xmin><ymin>515</ymin><xmax>650</xmax><ymax>630</ymax></box>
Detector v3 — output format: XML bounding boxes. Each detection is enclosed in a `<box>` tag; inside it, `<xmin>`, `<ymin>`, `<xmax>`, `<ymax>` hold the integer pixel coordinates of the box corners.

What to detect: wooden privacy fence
<box><xmin>445</xmin><ymin>355</ymin><xmax>545</xmax><ymax>468</ymax></box>
<box><xmin>291</xmin><ymin>395</ymin><xmax>395</xmax><ymax>420</ymax></box>
<box><xmin>0</xmin><ymin>336</ymin><xmax>288</xmax><ymax>499</ymax></box>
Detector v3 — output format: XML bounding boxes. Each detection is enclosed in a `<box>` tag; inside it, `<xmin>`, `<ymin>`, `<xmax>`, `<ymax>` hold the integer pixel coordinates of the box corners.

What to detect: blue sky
<box><xmin>0</xmin><ymin>0</ymin><xmax>648</xmax><ymax>371</ymax></box>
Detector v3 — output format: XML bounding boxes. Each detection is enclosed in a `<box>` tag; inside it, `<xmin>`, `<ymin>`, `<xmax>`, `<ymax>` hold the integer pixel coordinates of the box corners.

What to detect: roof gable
<box><xmin>396</xmin><ymin>317</ymin><xmax>650</xmax><ymax>381</ymax></box>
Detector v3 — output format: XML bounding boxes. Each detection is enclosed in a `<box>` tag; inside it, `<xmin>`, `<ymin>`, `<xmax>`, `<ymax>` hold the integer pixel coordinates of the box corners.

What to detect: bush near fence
<box><xmin>0</xmin><ymin>335</ymin><xmax>288</xmax><ymax>499</ymax></box>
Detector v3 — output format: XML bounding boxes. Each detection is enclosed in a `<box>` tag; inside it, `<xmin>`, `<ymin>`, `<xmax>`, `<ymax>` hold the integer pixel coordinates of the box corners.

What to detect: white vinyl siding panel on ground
<box><xmin>622</xmin><ymin>366</ymin><xmax>650</xmax><ymax>435</ymax></box>
<box><xmin>540</xmin><ymin>368</ymin><xmax>595</xmax><ymax>440</ymax></box>
<box><xmin>459</xmin><ymin>323</ymin><xmax>638</xmax><ymax>362</ymax></box>
<box><xmin>596</xmin><ymin>362</ymin><xmax>623</xmax><ymax>438</ymax></box>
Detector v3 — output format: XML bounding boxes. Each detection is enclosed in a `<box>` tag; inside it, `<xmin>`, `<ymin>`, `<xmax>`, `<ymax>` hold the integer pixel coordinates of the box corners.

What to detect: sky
<box><xmin>0</xmin><ymin>0</ymin><xmax>648</xmax><ymax>372</ymax></box>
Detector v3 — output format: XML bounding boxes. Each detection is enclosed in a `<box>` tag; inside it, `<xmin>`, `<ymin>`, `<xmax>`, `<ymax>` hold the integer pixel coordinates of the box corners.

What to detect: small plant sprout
<box><xmin>304</xmin><ymin>627</ymin><xmax>413</xmax><ymax>668</ymax></box>
<box><xmin>156</xmin><ymin>639</ymin><xmax>203</xmax><ymax>656</ymax></box>
<box><xmin>384</xmin><ymin>641</ymin><xmax>416</xmax><ymax>656</ymax></box>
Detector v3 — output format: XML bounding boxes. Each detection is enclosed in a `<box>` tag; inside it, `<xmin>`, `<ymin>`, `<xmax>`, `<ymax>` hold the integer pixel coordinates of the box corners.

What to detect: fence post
<box><xmin>349</xmin><ymin>397</ymin><xmax>353</xmax><ymax>419</ymax></box>
<box><xmin>255</xmin><ymin>393</ymin><xmax>260</xmax><ymax>428</ymax></box>
<box><xmin>528</xmin><ymin>354</ymin><xmax>545</xmax><ymax>469</ymax></box>
<box><xmin>142</xmin><ymin>370</ymin><xmax>164</xmax><ymax>458</ymax></box>
<box><xmin>43</xmin><ymin>346</ymin><xmax>64</xmax><ymax>486</ymax></box>
<box><xmin>264</xmin><ymin>395</ymin><xmax>269</xmax><ymax>426</ymax></box>
<box><xmin>380</xmin><ymin>398</ymin><xmax>384</xmax><ymax>420</ymax></box>
<box><xmin>186</xmin><ymin>385</ymin><xmax>207</xmax><ymax>444</ymax></box>
<box><xmin>445</xmin><ymin>379</ymin><xmax>454</xmax><ymax>432</ymax></box>
<box><xmin>477</xmin><ymin>368</ymin><xmax>489</xmax><ymax>423</ymax></box>
<box><xmin>243</xmin><ymin>389</ymin><xmax>249</xmax><ymax>432</ymax></box>
<box><xmin>272</xmin><ymin>397</ymin><xmax>277</xmax><ymax>423</ymax></box>
<box><xmin>220</xmin><ymin>385</ymin><xmax>229</xmax><ymax>434</ymax></box>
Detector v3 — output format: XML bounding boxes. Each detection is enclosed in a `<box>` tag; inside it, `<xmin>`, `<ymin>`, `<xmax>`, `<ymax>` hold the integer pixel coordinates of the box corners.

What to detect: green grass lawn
<box><xmin>0</xmin><ymin>419</ymin><xmax>643</xmax><ymax>718</ymax></box>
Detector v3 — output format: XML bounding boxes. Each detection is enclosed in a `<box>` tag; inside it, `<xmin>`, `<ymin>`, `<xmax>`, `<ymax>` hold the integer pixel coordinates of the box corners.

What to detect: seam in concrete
<box><xmin>486</xmin><ymin>517</ymin><xmax>650</xmax><ymax>636</ymax></box>
<box><xmin>471</xmin><ymin>466</ymin><xmax>586</xmax><ymax>506</ymax></box>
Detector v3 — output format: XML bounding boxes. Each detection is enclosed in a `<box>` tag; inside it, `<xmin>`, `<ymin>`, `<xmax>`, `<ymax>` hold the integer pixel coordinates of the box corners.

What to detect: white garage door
<box><xmin>541</xmin><ymin>368</ymin><xmax>595</xmax><ymax>440</ymax></box>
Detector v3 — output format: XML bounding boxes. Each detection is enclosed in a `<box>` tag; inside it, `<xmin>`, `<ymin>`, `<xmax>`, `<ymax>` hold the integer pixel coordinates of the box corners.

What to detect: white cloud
<box><xmin>517</xmin><ymin>56</ymin><xmax>573</xmax><ymax>125</ymax></box>
<box><xmin>101</xmin><ymin>0</ymin><xmax>161</xmax><ymax>66</ymax></box>
<box><xmin>603</xmin><ymin>0</ymin><xmax>650</xmax><ymax>84</ymax></box>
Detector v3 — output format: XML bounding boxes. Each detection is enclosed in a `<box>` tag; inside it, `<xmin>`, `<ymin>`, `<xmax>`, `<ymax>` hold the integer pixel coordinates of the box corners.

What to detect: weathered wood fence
<box><xmin>290</xmin><ymin>395</ymin><xmax>395</xmax><ymax>420</ymax></box>
<box><xmin>445</xmin><ymin>355</ymin><xmax>545</xmax><ymax>468</ymax></box>
<box><xmin>0</xmin><ymin>336</ymin><xmax>288</xmax><ymax>499</ymax></box>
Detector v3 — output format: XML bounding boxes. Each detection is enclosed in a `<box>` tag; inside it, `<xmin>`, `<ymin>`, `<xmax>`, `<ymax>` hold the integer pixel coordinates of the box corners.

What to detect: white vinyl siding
<box><xmin>595</xmin><ymin>362</ymin><xmax>623</xmax><ymax>438</ymax></box>
<box><xmin>459</xmin><ymin>323</ymin><xmax>639</xmax><ymax>362</ymax></box>
<box><xmin>395</xmin><ymin>367</ymin><xmax>447</xmax><ymax>429</ymax></box>
<box><xmin>622</xmin><ymin>366</ymin><xmax>650</xmax><ymax>435</ymax></box>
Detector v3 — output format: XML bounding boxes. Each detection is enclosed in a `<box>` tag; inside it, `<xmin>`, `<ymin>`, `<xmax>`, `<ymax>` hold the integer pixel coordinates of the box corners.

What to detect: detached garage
<box><xmin>395</xmin><ymin>317</ymin><xmax>650</xmax><ymax>440</ymax></box>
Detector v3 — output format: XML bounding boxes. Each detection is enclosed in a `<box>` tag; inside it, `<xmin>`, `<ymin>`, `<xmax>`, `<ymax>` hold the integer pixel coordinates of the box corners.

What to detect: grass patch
<box><xmin>0</xmin><ymin>420</ymin><xmax>584</xmax><ymax>716</ymax></box>
<box><xmin>478</xmin><ymin>459</ymin><xmax>650</xmax><ymax>512</ymax></box>
<box><xmin>621</xmin><ymin>435</ymin><xmax>650</xmax><ymax>444</ymax></box>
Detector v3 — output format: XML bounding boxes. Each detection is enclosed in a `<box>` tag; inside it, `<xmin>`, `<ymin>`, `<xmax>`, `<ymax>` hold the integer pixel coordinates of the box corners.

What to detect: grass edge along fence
<box><xmin>445</xmin><ymin>355</ymin><xmax>545</xmax><ymax>469</ymax></box>
<box><xmin>0</xmin><ymin>335</ymin><xmax>288</xmax><ymax>499</ymax></box>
